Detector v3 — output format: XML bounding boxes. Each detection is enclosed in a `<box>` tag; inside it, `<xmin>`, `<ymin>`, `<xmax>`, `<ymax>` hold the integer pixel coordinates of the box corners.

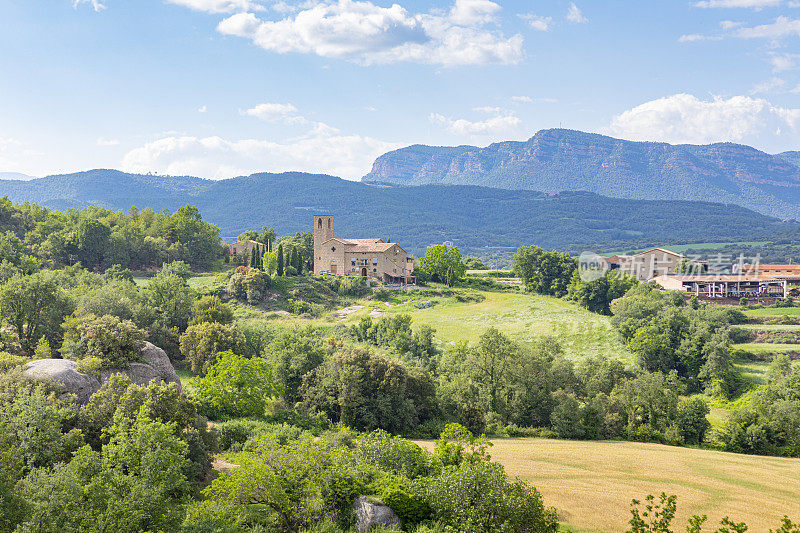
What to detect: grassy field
<box><xmin>264</xmin><ymin>290</ymin><xmax>634</xmax><ymax>363</ymax></box>
<box><xmin>732</xmin><ymin>342</ymin><xmax>800</xmax><ymax>355</ymax></box>
<box><xmin>416</xmin><ymin>439</ymin><xmax>800</xmax><ymax>533</ymax></box>
<box><xmin>744</xmin><ymin>307</ymin><xmax>800</xmax><ymax>317</ymax></box>
<box><xmin>740</xmin><ymin>323</ymin><xmax>800</xmax><ymax>331</ymax></box>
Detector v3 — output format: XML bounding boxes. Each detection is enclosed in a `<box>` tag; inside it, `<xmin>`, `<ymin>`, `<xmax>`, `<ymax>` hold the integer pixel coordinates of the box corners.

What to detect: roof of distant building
<box><xmin>661</xmin><ymin>274</ymin><xmax>780</xmax><ymax>282</ymax></box>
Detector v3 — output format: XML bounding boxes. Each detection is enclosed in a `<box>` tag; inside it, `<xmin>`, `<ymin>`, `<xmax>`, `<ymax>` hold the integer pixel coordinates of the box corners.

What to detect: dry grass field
<box><xmin>416</xmin><ymin>438</ymin><xmax>800</xmax><ymax>533</ymax></box>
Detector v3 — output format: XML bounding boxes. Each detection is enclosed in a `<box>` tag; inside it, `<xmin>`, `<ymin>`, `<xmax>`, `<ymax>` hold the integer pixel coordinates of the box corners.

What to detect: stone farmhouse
<box><xmin>228</xmin><ymin>239</ymin><xmax>267</xmax><ymax>263</ymax></box>
<box><xmin>313</xmin><ymin>215</ymin><xmax>415</xmax><ymax>284</ymax></box>
<box><xmin>604</xmin><ymin>247</ymin><xmax>686</xmax><ymax>281</ymax></box>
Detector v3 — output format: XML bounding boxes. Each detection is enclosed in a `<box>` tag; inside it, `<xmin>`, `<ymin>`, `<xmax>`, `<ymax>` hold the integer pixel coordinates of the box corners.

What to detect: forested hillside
<box><xmin>1</xmin><ymin>170</ymin><xmax>798</xmax><ymax>254</ymax></box>
<box><xmin>364</xmin><ymin>129</ymin><xmax>800</xmax><ymax>219</ymax></box>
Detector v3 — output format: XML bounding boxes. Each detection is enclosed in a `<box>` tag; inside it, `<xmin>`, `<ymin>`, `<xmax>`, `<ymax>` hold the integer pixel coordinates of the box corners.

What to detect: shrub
<box><xmin>190</xmin><ymin>295</ymin><xmax>234</xmax><ymax>325</ymax></box>
<box><xmin>0</xmin><ymin>352</ymin><xmax>28</xmax><ymax>372</ymax></box>
<box><xmin>61</xmin><ymin>314</ymin><xmax>145</xmax><ymax>369</ymax></box>
<box><xmin>215</xmin><ymin>419</ymin><xmax>304</xmax><ymax>451</ymax></box>
<box><xmin>76</xmin><ymin>356</ymin><xmax>102</xmax><ymax>376</ymax></box>
<box><xmin>412</xmin><ymin>460</ymin><xmax>559</xmax><ymax>533</ymax></box>
<box><xmin>189</xmin><ymin>351</ymin><xmax>281</xmax><ymax>419</ymax></box>
<box><xmin>180</xmin><ymin>322</ymin><xmax>246</xmax><ymax>374</ymax></box>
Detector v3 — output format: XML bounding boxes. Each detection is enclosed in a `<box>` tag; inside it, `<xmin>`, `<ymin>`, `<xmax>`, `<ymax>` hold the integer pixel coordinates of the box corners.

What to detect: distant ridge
<box><xmin>0</xmin><ymin>169</ymin><xmax>797</xmax><ymax>254</ymax></box>
<box><xmin>0</xmin><ymin>172</ymin><xmax>36</xmax><ymax>181</ymax></box>
<box><xmin>363</xmin><ymin>129</ymin><xmax>800</xmax><ymax>219</ymax></box>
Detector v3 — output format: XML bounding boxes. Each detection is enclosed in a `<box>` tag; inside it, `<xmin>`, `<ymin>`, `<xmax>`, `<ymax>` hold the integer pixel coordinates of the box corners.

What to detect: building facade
<box><xmin>605</xmin><ymin>247</ymin><xmax>685</xmax><ymax>281</ymax></box>
<box><xmin>655</xmin><ymin>273</ymin><xmax>786</xmax><ymax>299</ymax></box>
<box><xmin>313</xmin><ymin>215</ymin><xmax>415</xmax><ymax>283</ymax></box>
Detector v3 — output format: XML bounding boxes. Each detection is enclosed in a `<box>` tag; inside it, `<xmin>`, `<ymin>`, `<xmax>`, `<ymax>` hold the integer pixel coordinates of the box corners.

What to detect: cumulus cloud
<box><xmin>735</xmin><ymin>16</ymin><xmax>800</xmax><ymax>38</ymax></box>
<box><xmin>694</xmin><ymin>0</ymin><xmax>781</xmax><ymax>8</ymax></box>
<box><xmin>604</xmin><ymin>93</ymin><xmax>800</xmax><ymax>152</ymax></box>
<box><xmin>215</xmin><ymin>0</ymin><xmax>524</xmax><ymax>66</ymax></box>
<box><xmin>120</xmin><ymin>130</ymin><xmax>401</xmax><ymax>180</ymax></box>
<box><xmin>429</xmin><ymin>109</ymin><xmax>521</xmax><ymax>135</ymax></box>
<box><xmin>448</xmin><ymin>0</ymin><xmax>500</xmax><ymax>26</ymax></box>
<box><xmin>243</xmin><ymin>102</ymin><xmax>306</xmax><ymax>123</ymax></box>
<box><xmin>165</xmin><ymin>0</ymin><xmax>264</xmax><ymax>13</ymax></box>
<box><xmin>566</xmin><ymin>3</ymin><xmax>587</xmax><ymax>23</ymax></box>
<box><xmin>72</xmin><ymin>0</ymin><xmax>105</xmax><ymax>11</ymax></box>
<box><xmin>519</xmin><ymin>13</ymin><xmax>552</xmax><ymax>31</ymax></box>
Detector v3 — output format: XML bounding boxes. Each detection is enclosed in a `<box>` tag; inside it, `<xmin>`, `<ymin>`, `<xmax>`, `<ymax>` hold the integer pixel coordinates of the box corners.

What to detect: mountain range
<box><xmin>0</xmin><ymin>169</ymin><xmax>796</xmax><ymax>255</ymax></box>
<box><xmin>363</xmin><ymin>129</ymin><xmax>800</xmax><ymax>219</ymax></box>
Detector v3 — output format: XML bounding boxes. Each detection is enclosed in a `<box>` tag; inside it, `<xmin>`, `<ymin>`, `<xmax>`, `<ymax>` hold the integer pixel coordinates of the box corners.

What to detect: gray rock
<box><xmin>25</xmin><ymin>359</ymin><xmax>100</xmax><ymax>403</ymax></box>
<box><xmin>353</xmin><ymin>496</ymin><xmax>401</xmax><ymax>532</ymax></box>
<box><xmin>24</xmin><ymin>342</ymin><xmax>181</xmax><ymax>403</ymax></box>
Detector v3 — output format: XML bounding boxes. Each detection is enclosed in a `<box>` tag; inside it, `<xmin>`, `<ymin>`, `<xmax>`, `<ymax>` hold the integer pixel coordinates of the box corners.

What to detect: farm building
<box><xmin>733</xmin><ymin>264</ymin><xmax>800</xmax><ymax>282</ymax></box>
<box><xmin>312</xmin><ymin>215</ymin><xmax>415</xmax><ymax>284</ymax></box>
<box><xmin>605</xmin><ymin>247</ymin><xmax>687</xmax><ymax>281</ymax></box>
<box><xmin>654</xmin><ymin>273</ymin><xmax>787</xmax><ymax>299</ymax></box>
<box><xmin>228</xmin><ymin>239</ymin><xmax>267</xmax><ymax>260</ymax></box>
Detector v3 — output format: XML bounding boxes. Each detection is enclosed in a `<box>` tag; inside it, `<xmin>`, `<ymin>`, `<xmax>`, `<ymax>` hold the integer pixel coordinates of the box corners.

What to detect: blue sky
<box><xmin>1</xmin><ymin>0</ymin><xmax>799</xmax><ymax>179</ymax></box>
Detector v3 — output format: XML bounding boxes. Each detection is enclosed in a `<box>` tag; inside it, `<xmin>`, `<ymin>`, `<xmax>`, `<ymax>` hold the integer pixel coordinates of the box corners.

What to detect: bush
<box><xmin>190</xmin><ymin>295</ymin><xmax>234</xmax><ymax>325</ymax></box>
<box><xmin>76</xmin><ymin>356</ymin><xmax>102</xmax><ymax>376</ymax></box>
<box><xmin>189</xmin><ymin>351</ymin><xmax>282</xmax><ymax>419</ymax></box>
<box><xmin>180</xmin><ymin>322</ymin><xmax>246</xmax><ymax>374</ymax></box>
<box><xmin>215</xmin><ymin>419</ymin><xmax>304</xmax><ymax>451</ymax></box>
<box><xmin>61</xmin><ymin>314</ymin><xmax>145</xmax><ymax>369</ymax></box>
<box><xmin>0</xmin><ymin>352</ymin><xmax>28</xmax><ymax>372</ymax></box>
<box><xmin>412</xmin><ymin>460</ymin><xmax>559</xmax><ymax>533</ymax></box>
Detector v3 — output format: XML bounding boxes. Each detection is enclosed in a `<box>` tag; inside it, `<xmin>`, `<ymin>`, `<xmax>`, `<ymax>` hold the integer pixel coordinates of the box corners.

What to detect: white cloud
<box><xmin>96</xmin><ymin>137</ymin><xmax>120</xmax><ymax>146</ymax></box>
<box><xmin>751</xmin><ymin>76</ymin><xmax>787</xmax><ymax>93</ymax></box>
<box><xmin>120</xmin><ymin>130</ymin><xmax>401</xmax><ymax>180</ymax></box>
<box><xmin>473</xmin><ymin>105</ymin><xmax>503</xmax><ymax>114</ymax></box>
<box><xmin>271</xmin><ymin>1</ymin><xmax>298</xmax><ymax>13</ymax></box>
<box><xmin>694</xmin><ymin>0</ymin><xmax>780</xmax><ymax>8</ymax></box>
<box><xmin>510</xmin><ymin>95</ymin><xmax>558</xmax><ymax>103</ymax></box>
<box><xmin>216</xmin><ymin>0</ymin><xmax>524</xmax><ymax>66</ymax></box>
<box><xmin>769</xmin><ymin>52</ymin><xmax>799</xmax><ymax>71</ymax></box>
<box><xmin>678</xmin><ymin>33</ymin><xmax>723</xmax><ymax>42</ymax></box>
<box><xmin>0</xmin><ymin>138</ymin><xmax>42</xmax><ymax>172</ymax></box>
<box><xmin>429</xmin><ymin>110</ymin><xmax>521</xmax><ymax>135</ymax></box>
<box><xmin>449</xmin><ymin>0</ymin><xmax>500</xmax><ymax>26</ymax></box>
<box><xmin>735</xmin><ymin>16</ymin><xmax>800</xmax><ymax>38</ymax></box>
<box><xmin>720</xmin><ymin>20</ymin><xmax>743</xmax><ymax>29</ymax></box>
<box><xmin>72</xmin><ymin>0</ymin><xmax>105</xmax><ymax>11</ymax></box>
<box><xmin>519</xmin><ymin>13</ymin><xmax>552</xmax><ymax>31</ymax></box>
<box><xmin>165</xmin><ymin>0</ymin><xmax>264</xmax><ymax>14</ymax></box>
<box><xmin>243</xmin><ymin>102</ymin><xmax>306</xmax><ymax>123</ymax></box>
<box><xmin>604</xmin><ymin>93</ymin><xmax>800</xmax><ymax>152</ymax></box>
<box><xmin>566</xmin><ymin>2</ymin><xmax>587</xmax><ymax>23</ymax></box>
<box><xmin>198</xmin><ymin>105</ymin><xmax>208</xmax><ymax>113</ymax></box>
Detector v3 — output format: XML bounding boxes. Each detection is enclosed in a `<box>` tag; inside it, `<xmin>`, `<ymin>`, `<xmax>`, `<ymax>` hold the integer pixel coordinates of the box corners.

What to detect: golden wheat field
<box><xmin>416</xmin><ymin>438</ymin><xmax>800</xmax><ymax>532</ymax></box>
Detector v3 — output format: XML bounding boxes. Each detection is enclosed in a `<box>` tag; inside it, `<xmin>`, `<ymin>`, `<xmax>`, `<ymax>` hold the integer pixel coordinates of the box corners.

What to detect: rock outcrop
<box><xmin>363</xmin><ymin>128</ymin><xmax>800</xmax><ymax>219</ymax></box>
<box><xmin>352</xmin><ymin>496</ymin><xmax>401</xmax><ymax>532</ymax></box>
<box><xmin>25</xmin><ymin>342</ymin><xmax>180</xmax><ymax>403</ymax></box>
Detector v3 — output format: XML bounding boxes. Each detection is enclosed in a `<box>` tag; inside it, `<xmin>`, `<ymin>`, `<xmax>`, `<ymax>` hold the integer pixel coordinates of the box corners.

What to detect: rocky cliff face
<box><xmin>362</xmin><ymin>129</ymin><xmax>800</xmax><ymax>218</ymax></box>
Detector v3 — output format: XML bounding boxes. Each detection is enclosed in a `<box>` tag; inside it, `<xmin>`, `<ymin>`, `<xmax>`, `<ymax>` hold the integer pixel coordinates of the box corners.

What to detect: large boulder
<box><xmin>24</xmin><ymin>359</ymin><xmax>100</xmax><ymax>403</ymax></box>
<box><xmin>353</xmin><ymin>496</ymin><xmax>401</xmax><ymax>532</ymax></box>
<box><xmin>25</xmin><ymin>341</ymin><xmax>181</xmax><ymax>403</ymax></box>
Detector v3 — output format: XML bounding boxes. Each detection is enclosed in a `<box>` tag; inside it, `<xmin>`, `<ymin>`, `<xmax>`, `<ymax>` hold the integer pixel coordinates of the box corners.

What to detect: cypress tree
<box><xmin>291</xmin><ymin>247</ymin><xmax>301</xmax><ymax>273</ymax></box>
<box><xmin>250</xmin><ymin>246</ymin><xmax>257</xmax><ymax>268</ymax></box>
<box><xmin>277</xmin><ymin>243</ymin><xmax>284</xmax><ymax>276</ymax></box>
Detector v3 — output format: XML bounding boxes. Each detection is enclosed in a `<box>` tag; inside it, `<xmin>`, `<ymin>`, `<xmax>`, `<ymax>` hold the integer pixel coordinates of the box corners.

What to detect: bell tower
<box><xmin>313</xmin><ymin>215</ymin><xmax>333</xmax><ymax>274</ymax></box>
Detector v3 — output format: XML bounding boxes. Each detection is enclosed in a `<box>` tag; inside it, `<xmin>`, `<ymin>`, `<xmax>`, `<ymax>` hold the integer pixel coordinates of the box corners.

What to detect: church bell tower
<box><xmin>313</xmin><ymin>215</ymin><xmax>333</xmax><ymax>274</ymax></box>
